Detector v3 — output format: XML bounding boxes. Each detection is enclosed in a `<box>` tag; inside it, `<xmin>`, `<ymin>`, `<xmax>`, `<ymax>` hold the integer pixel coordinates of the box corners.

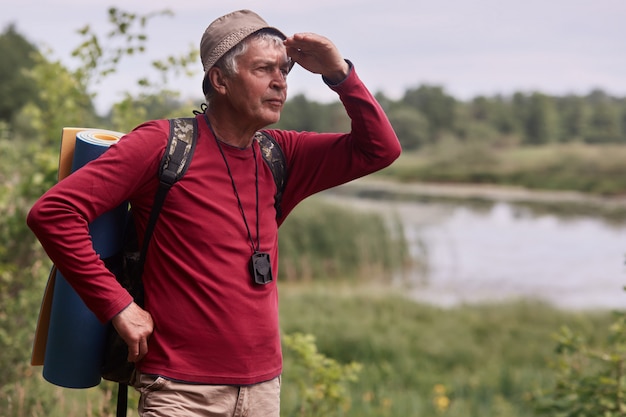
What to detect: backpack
<box><xmin>100</xmin><ymin>117</ymin><xmax>287</xmax><ymax>417</ymax></box>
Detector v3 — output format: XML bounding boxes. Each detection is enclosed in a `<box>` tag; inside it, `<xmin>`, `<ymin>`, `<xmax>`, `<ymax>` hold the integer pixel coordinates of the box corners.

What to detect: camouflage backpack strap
<box><xmin>160</xmin><ymin>117</ymin><xmax>198</xmax><ymax>186</ymax></box>
<box><xmin>138</xmin><ymin>117</ymin><xmax>198</xmax><ymax>276</ymax></box>
<box><xmin>255</xmin><ymin>131</ymin><xmax>287</xmax><ymax>219</ymax></box>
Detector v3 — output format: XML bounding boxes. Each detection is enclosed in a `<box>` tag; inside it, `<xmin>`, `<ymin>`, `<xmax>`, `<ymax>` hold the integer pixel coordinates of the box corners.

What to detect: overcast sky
<box><xmin>3</xmin><ymin>0</ymin><xmax>625</xmax><ymax>113</ymax></box>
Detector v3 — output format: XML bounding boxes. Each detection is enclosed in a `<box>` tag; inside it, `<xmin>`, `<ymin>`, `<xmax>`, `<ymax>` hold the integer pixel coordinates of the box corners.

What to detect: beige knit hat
<box><xmin>200</xmin><ymin>10</ymin><xmax>286</xmax><ymax>94</ymax></box>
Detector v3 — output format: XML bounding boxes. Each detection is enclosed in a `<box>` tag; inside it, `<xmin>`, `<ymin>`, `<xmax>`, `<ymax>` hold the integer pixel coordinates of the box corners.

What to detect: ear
<box><xmin>208</xmin><ymin>67</ymin><xmax>228</xmax><ymax>95</ymax></box>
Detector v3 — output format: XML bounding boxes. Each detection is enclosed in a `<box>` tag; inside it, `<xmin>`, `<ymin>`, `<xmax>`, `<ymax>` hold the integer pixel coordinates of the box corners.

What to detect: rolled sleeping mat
<box><xmin>72</xmin><ymin>130</ymin><xmax>129</xmax><ymax>259</ymax></box>
<box><xmin>42</xmin><ymin>128</ymin><xmax>127</xmax><ymax>389</ymax></box>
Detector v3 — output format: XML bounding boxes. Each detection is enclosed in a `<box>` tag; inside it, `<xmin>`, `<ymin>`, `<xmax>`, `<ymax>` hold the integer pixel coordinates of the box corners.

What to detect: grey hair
<box><xmin>204</xmin><ymin>30</ymin><xmax>285</xmax><ymax>101</ymax></box>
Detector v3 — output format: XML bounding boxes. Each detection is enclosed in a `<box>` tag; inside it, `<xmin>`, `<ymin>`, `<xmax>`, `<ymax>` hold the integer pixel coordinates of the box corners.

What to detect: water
<box><xmin>322</xmin><ymin>193</ymin><xmax>626</xmax><ymax>311</ymax></box>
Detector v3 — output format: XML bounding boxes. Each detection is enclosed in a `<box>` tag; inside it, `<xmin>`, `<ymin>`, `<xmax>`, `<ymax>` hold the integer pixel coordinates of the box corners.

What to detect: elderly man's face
<box><xmin>222</xmin><ymin>38</ymin><xmax>291</xmax><ymax>129</ymax></box>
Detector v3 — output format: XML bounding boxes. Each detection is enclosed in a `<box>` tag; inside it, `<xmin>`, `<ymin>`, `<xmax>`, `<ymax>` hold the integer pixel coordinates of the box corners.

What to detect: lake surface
<box><xmin>322</xmin><ymin>187</ymin><xmax>626</xmax><ymax>311</ymax></box>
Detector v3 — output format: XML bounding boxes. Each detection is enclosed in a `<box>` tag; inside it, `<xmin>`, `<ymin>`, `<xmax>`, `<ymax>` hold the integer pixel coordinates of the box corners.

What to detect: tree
<box><xmin>556</xmin><ymin>95</ymin><xmax>589</xmax><ymax>142</ymax></box>
<box><xmin>110</xmin><ymin>92</ymin><xmax>198</xmax><ymax>133</ymax></box>
<box><xmin>387</xmin><ymin>105</ymin><xmax>430</xmax><ymax>150</ymax></box>
<box><xmin>276</xmin><ymin>94</ymin><xmax>327</xmax><ymax>131</ymax></box>
<box><xmin>402</xmin><ymin>85</ymin><xmax>457</xmax><ymax>140</ymax></box>
<box><xmin>17</xmin><ymin>54</ymin><xmax>98</xmax><ymax>145</ymax></box>
<box><xmin>491</xmin><ymin>95</ymin><xmax>521</xmax><ymax>136</ymax></box>
<box><xmin>0</xmin><ymin>24</ymin><xmax>39</xmax><ymax>123</ymax></box>
<box><xmin>524</xmin><ymin>92</ymin><xmax>560</xmax><ymax>145</ymax></box>
<box><xmin>71</xmin><ymin>8</ymin><xmax>173</xmax><ymax>91</ymax></box>
<box><xmin>584</xmin><ymin>89</ymin><xmax>623</xmax><ymax>143</ymax></box>
<box><xmin>468</xmin><ymin>95</ymin><xmax>519</xmax><ymax>136</ymax></box>
<box><xmin>275</xmin><ymin>94</ymin><xmax>349</xmax><ymax>133</ymax></box>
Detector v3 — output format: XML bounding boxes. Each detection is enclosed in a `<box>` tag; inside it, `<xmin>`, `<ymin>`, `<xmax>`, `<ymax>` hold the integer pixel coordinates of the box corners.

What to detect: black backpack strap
<box><xmin>115</xmin><ymin>117</ymin><xmax>197</xmax><ymax>417</ymax></box>
<box><xmin>116</xmin><ymin>383</ymin><xmax>128</xmax><ymax>417</ymax></box>
<box><xmin>255</xmin><ymin>131</ymin><xmax>287</xmax><ymax>219</ymax></box>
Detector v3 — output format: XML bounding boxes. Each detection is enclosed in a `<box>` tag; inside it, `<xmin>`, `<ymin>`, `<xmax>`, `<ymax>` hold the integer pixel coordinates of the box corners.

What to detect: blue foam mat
<box><xmin>43</xmin><ymin>129</ymin><xmax>126</xmax><ymax>388</ymax></box>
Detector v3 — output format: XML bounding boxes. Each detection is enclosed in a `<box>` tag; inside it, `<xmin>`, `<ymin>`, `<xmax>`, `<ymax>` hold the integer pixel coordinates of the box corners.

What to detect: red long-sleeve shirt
<box><xmin>27</xmin><ymin>66</ymin><xmax>401</xmax><ymax>384</ymax></box>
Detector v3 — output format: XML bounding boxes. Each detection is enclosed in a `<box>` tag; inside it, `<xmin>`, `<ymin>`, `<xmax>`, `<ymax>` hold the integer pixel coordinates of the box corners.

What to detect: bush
<box><xmin>532</xmin><ymin>310</ymin><xmax>626</xmax><ymax>416</ymax></box>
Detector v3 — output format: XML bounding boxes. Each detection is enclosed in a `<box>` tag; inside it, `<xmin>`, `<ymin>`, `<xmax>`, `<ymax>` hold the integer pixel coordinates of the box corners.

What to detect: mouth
<box><xmin>266</xmin><ymin>98</ymin><xmax>285</xmax><ymax>108</ymax></box>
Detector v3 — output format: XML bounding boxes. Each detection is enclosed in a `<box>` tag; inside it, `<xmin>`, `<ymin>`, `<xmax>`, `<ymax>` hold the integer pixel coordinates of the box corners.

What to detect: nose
<box><xmin>270</xmin><ymin>69</ymin><xmax>287</xmax><ymax>90</ymax></box>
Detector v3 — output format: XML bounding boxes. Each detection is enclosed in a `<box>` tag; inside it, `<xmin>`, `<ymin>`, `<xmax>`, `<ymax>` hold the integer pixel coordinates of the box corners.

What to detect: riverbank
<box><xmin>386</xmin><ymin>143</ymin><xmax>626</xmax><ymax>197</ymax></box>
<box><xmin>329</xmin><ymin>177</ymin><xmax>626</xmax><ymax>224</ymax></box>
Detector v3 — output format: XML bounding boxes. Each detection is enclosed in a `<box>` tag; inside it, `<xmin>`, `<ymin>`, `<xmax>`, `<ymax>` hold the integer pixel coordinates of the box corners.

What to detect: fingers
<box><xmin>137</xmin><ymin>336</ymin><xmax>149</xmax><ymax>362</ymax></box>
<box><xmin>284</xmin><ymin>33</ymin><xmax>334</xmax><ymax>57</ymax></box>
<box><xmin>127</xmin><ymin>335</ymin><xmax>150</xmax><ymax>362</ymax></box>
<box><xmin>283</xmin><ymin>33</ymin><xmax>347</xmax><ymax>80</ymax></box>
<box><xmin>112</xmin><ymin>302</ymin><xmax>154</xmax><ymax>363</ymax></box>
<box><xmin>127</xmin><ymin>341</ymin><xmax>140</xmax><ymax>362</ymax></box>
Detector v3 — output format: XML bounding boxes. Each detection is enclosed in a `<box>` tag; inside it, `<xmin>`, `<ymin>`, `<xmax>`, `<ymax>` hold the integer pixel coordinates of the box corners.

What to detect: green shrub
<box><xmin>532</xmin><ymin>310</ymin><xmax>626</xmax><ymax>416</ymax></box>
<box><xmin>282</xmin><ymin>333</ymin><xmax>362</xmax><ymax>417</ymax></box>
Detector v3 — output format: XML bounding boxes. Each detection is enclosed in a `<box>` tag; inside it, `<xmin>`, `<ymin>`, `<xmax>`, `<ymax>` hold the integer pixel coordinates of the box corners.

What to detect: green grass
<box><xmin>384</xmin><ymin>142</ymin><xmax>626</xmax><ymax>196</ymax></box>
<box><xmin>278</xmin><ymin>198</ymin><xmax>410</xmax><ymax>282</ymax></box>
<box><xmin>279</xmin><ymin>283</ymin><xmax>617</xmax><ymax>417</ymax></box>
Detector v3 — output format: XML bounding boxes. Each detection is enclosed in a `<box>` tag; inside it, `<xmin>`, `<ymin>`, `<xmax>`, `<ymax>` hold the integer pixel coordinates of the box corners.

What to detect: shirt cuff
<box><xmin>322</xmin><ymin>59</ymin><xmax>354</xmax><ymax>87</ymax></box>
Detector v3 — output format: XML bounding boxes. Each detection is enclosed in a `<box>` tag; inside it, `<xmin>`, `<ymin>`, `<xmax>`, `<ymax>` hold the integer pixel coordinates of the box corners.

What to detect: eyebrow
<box><xmin>252</xmin><ymin>57</ymin><xmax>294</xmax><ymax>73</ymax></box>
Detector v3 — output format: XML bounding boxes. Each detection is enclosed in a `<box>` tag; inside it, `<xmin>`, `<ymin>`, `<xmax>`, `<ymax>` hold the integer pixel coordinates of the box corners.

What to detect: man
<box><xmin>28</xmin><ymin>9</ymin><xmax>401</xmax><ymax>417</ymax></box>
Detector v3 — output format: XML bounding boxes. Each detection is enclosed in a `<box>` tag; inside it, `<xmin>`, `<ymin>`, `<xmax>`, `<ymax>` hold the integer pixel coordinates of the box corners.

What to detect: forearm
<box><xmin>27</xmin><ymin>193</ymin><xmax>133</xmax><ymax>323</ymax></box>
<box><xmin>329</xmin><ymin>63</ymin><xmax>402</xmax><ymax>169</ymax></box>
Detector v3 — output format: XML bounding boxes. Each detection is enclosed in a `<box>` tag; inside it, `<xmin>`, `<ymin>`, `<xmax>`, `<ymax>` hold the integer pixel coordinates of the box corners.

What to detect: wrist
<box><xmin>323</xmin><ymin>60</ymin><xmax>352</xmax><ymax>86</ymax></box>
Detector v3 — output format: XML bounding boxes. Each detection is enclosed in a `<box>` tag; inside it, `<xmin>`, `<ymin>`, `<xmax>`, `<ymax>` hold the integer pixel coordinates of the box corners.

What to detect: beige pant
<box><xmin>134</xmin><ymin>373</ymin><xmax>281</xmax><ymax>417</ymax></box>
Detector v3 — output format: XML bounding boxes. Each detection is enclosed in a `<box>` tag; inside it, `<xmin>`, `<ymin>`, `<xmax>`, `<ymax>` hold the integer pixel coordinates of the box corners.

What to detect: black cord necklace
<box><xmin>204</xmin><ymin>114</ymin><xmax>273</xmax><ymax>285</ymax></box>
